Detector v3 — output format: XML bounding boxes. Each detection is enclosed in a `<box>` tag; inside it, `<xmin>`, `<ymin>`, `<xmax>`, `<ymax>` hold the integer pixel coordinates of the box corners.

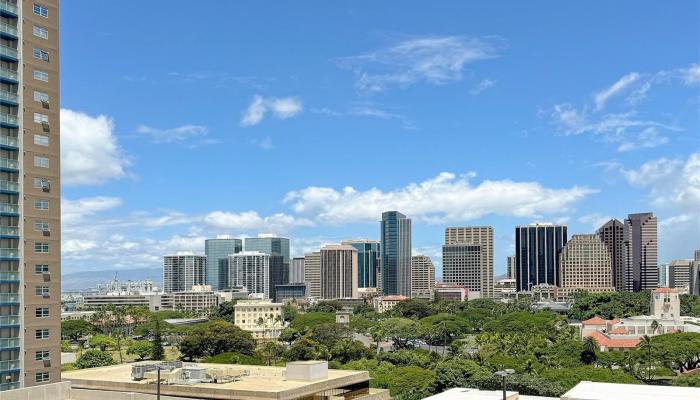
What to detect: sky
<box><xmin>59</xmin><ymin>1</ymin><xmax>700</xmax><ymax>278</ymax></box>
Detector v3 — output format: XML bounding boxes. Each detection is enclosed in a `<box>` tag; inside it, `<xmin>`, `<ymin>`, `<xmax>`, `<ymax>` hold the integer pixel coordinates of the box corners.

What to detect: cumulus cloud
<box><xmin>284</xmin><ymin>172</ymin><xmax>596</xmax><ymax>224</ymax></box>
<box><xmin>240</xmin><ymin>95</ymin><xmax>303</xmax><ymax>126</ymax></box>
<box><xmin>136</xmin><ymin>124</ymin><xmax>208</xmax><ymax>143</ymax></box>
<box><xmin>61</xmin><ymin>109</ymin><xmax>129</xmax><ymax>185</ymax></box>
<box><xmin>204</xmin><ymin>211</ymin><xmax>313</xmax><ymax>232</ymax></box>
<box><xmin>336</xmin><ymin>35</ymin><xmax>503</xmax><ymax>93</ymax></box>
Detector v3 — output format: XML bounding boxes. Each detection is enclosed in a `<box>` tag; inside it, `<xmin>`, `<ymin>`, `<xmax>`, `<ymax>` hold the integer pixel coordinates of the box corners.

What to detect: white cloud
<box><xmin>61</xmin><ymin>109</ymin><xmax>129</xmax><ymax>185</ymax></box>
<box><xmin>62</xmin><ymin>196</ymin><xmax>122</xmax><ymax>226</ymax></box>
<box><xmin>240</xmin><ymin>95</ymin><xmax>303</xmax><ymax>126</ymax></box>
<box><xmin>136</xmin><ymin>124</ymin><xmax>208</xmax><ymax>143</ymax></box>
<box><xmin>470</xmin><ymin>79</ymin><xmax>496</xmax><ymax>95</ymax></box>
<box><xmin>203</xmin><ymin>211</ymin><xmax>313</xmax><ymax>232</ymax></box>
<box><xmin>284</xmin><ymin>172</ymin><xmax>596</xmax><ymax>224</ymax></box>
<box><xmin>594</xmin><ymin>72</ymin><xmax>641</xmax><ymax>110</ymax></box>
<box><xmin>337</xmin><ymin>36</ymin><xmax>502</xmax><ymax>93</ymax></box>
<box><xmin>578</xmin><ymin>213</ymin><xmax>614</xmax><ymax>230</ymax></box>
<box><xmin>679</xmin><ymin>63</ymin><xmax>700</xmax><ymax>85</ymax></box>
<box><xmin>617</xmin><ymin>127</ymin><xmax>669</xmax><ymax>152</ymax></box>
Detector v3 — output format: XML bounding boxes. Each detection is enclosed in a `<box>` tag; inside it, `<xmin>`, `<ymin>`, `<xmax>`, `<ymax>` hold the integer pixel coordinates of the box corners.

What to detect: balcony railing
<box><xmin>0</xmin><ymin>248</ymin><xmax>18</xmax><ymax>258</ymax></box>
<box><xmin>0</xmin><ymin>202</ymin><xmax>17</xmax><ymax>214</ymax></box>
<box><xmin>0</xmin><ymin>382</ymin><xmax>19</xmax><ymax>391</ymax></box>
<box><xmin>0</xmin><ymin>271</ymin><xmax>18</xmax><ymax>280</ymax></box>
<box><xmin>0</xmin><ymin>157</ymin><xmax>17</xmax><ymax>170</ymax></box>
<box><xmin>0</xmin><ymin>315</ymin><xmax>18</xmax><ymax>326</ymax></box>
<box><xmin>0</xmin><ymin>22</ymin><xmax>16</xmax><ymax>37</ymax></box>
<box><xmin>0</xmin><ymin>226</ymin><xmax>18</xmax><ymax>236</ymax></box>
<box><xmin>0</xmin><ymin>292</ymin><xmax>19</xmax><ymax>302</ymax></box>
<box><xmin>0</xmin><ymin>1</ymin><xmax>17</xmax><ymax>16</ymax></box>
<box><xmin>0</xmin><ymin>359</ymin><xmax>19</xmax><ymax>371</ymax></box>
<box><xmin>0</xmin><ymin>135</ymin><xmax>17</xmax><ymax>148</ymax></box>
<box><xmin>0</xmin><ymin>337</ymin><xmax>19</xmax><ymax>348</ymax></box>
<box><xmin>0</xmin><ymin>181</ymin><xmax>18</xmax><ymax>192</ymax></box>
<box><xmin>0</xmin><ymin>67</ymin><xmax>17</xmax><ymax>82</ymax></box>
<box><xmin>0</xmin><ymin>89</ymin><xmax>17</xmax><ymax>104</ymax></box>
<box><xmin>0</xmin><ymin>113</ymin><xmax>17</xmax><ymax>126</ymax></box>
<box><xmin>0</xmin><ymin>44</ymin><xmax>17</xmax><ymax>59</ymax></box>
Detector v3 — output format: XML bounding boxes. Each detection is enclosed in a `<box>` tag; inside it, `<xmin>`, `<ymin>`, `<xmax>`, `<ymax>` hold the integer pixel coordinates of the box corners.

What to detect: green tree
<box><xmin>385</xmin><ymin>366</ymin><xmax>435</xmax><ymax>400</ymax></box>
<box><xmin>152</xmin><ymin>319</ymin><xmax>165</xmax><ymax>361</ymax></box>
<box><xmin>285</xmin><ymin>337</ymin><xmax>330</xmax><ymax>361</ymax></box>
<box><xmin>581</xmin><ymin>336</ymin><xmax>599</xmax><ymax>365</ymax></box>
<box><xmin>75</xmin><ymin>349</ymin><xmax>115</xmax><ymax>369</ymax></box>
<box><xmin>391</xmin><ymin>299</ymin><xmax>433</xmax><ymax>319</ymax></box>
<box><xmin>309</xmin><ymin>323</ymin><xmax>352</xmax><ymax>348</ymax></box>
<box><xmin>126</xmin><ymin>341</ymin><xmax>154</xmax><ymax>361</ymax></box>
<box><xmin>331</xmin><ymin>338</ymin><xmax>373</xmax><ymax>363</ymax></box>
<box><xmin>381</xmin><ymin>318</ymin><xmax>418</xmax><ymax>349</ymax></box>
<box><xmin>179</xmin><ymin>320</ymin><xmax>256</xmax><ymax>360</ymax></box>
<box><xmin>289</xmin><ymin>312</ymin><xmax>335</xmax><ymax>331</ymax></box>
<box><xmin>432</xmin><ymin>357</ymin><xmax>492</xmax><ymax>393</ymax></box>
<box><xmin>256</xmin><ymin>341</ymin><xmax>285</xmax><ymax>366</ymax></box>
<box><xmin>89</xmin><ymin>334</ymin><xmax>116</xmax><ymax>352</ymax></box>
<box><xmin>638</xmin><ymin>335</ymin><xmax>654</xmax><ymax>380</ymax></box>
<box><xmin>61</xmin><ymin>320</ymin><xmax>96</xmax><ymax>341</ymax></box>
<box><xmin>309</xmin><ymin>301</ymin><xmax>343</xmax><ymax>313</ymax></box>
<box><xmin>649</xmin><ymin>332</ymin><xmax>700</xmax><ymax>372</ymax></box>
<box><xmin>211</xmin><ymin>300</ymin><xmax>237</xmax><ymax>323</ymax></box>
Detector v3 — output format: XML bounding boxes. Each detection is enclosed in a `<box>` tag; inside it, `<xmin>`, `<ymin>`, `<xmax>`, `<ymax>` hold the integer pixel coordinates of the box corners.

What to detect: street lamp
<box><xmin>494</xmin><ymin>369</ymin><xmax>515</xmax><ymax>400</ymax></box>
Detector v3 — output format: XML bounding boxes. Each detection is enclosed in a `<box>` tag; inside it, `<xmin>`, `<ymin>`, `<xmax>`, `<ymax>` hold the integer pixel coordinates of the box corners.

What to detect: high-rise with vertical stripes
<box><xmin>515</xmin><ymin>223</ymin><xmax>567</xmax><ymax>292</ymax></box>
<box><xmin>0</xmin><ymin>0</ymin><xmax>60</xmax><ymax>390</ymax></box>
<box><xmin>623</xmin><ymin>212</ymin><xmax>658</xmax><ymax>292</ymax></box>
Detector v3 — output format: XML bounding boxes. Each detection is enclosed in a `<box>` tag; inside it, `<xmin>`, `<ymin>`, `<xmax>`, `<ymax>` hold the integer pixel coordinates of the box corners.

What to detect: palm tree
<box><xmin>581</xmin><ymin>336</ymin><xmax>599</xmax><ymax>365</ymax></box>
<box><xmin>650</xmin><ymin>320</ymin><xmax>659</xmax><ymax>335</ymax></box>
<box><xmin>639</xmin><ymin>335</ymin><xmax>653</xmax><ymax>380</ymax></box>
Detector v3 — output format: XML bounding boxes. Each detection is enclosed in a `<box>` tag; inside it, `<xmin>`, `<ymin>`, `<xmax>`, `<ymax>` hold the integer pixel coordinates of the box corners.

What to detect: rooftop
<box><xmin>582</xmin><ymin>316</ymin><xmax>607</xmax><ymax>325</ymax></box>
<box><xmin>561</xmin><ymin>381</ymin><xmax>700</xmax><ymax>400</ymax></box>
<box><xmin>585</xmin><ymin>331</ymin><xmax>640</xmax><ymax>348</ymax></box>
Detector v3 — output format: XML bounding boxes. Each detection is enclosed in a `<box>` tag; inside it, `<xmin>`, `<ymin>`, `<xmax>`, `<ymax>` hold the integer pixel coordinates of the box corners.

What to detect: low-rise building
<box><xmin>372</xmin><ymin>295</ymin><xmax>408</xmax><ymax>313</ymax></box>
<box><xmin>434</xmin><ymin>283</ymin><xmax>472</xmax><ymax>301</ymax></box>
<box><xmin>275</xmin><ymin>283</ymin><xmax>306</xmax><ymax>303</ymax></box>
<box><xmin>161</xmin><ymin>285</ymin><xmax>219</xmax><ymax>312</ymax></box>
<box><xmin>233</xmin><ymin>299</ymin><xmax>284</xmax><ymax>339</ymax></box>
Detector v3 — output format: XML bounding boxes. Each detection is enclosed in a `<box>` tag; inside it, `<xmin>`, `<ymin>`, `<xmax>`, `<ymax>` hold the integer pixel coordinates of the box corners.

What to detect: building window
<box><xmin>34</xmin><ymin>199</ymin><xmax>49</xmax><ymax>210</ymax></box>
<box><xmin>33</xmin><ymin>113</ymin><xmax>49</xmax><ymax>124</ymax></box>
<box><xmin>35</xmin><ymin>307</ymin><xmax>50</xmax><ymax>318</ymax></box>
<box><xmin>32</xmin><ymin>48</ymin><xmax>50</xmax><ymax>62</ymax></box>
<box><xmin>34</xmin><ymin>134</ymin><xmax>49</xmax><ymax>146</ymax></box>
<box><xmin>33</xmin><ymin>70</ymin><xmax>49</xmax><ymax>82</ymax></box>
<box><xmin>35</xmin><ymin>350</ymin><xmax>50</xmax><ymax>361</ymax></box>
<box><xmin>35</xmin><ymin>329</ymin><xmax>49</xmax><ymax>339</ymax></box>
<box><xmin>35</xmin><ymin>372</ymin><xmax>50</xmax><ymax>383</ymax></box>
<box><xmin>34</xmin><ymin>220</ymin><xmax>49</xmax><ymax>231</ymax></box>
<box><xmin>34</xmin><ymin>264</ymin><xmax>49</xmax><ymax>274</ymax></box>
<box><xmin>33</xmin><ymin>4</ymin><xmax>49</xmax><ymax>18</ymax></box>
<box><xmin>34</xmin><ymin>242</ymin><xmax>49</xmax><ymax>253</ymax></box>
<box><xmin>33</xmin><ymin>91</ymin><xmax>49</xmax><ymax>103</ymax></box>
<box><xmin>34</xmin><ymin>155</ymin><xmax>49</xmax><ymax>168</ymax></box>
<box><xmin>33</xmin><ymin>26</ymin><xmax>49</xmax><ymax>39</ymax></box>
<box><xmin>33</xmin><ymin>177</ymin><xmax>50</xmax><ymax>189</ymax></box>
<box><xmin>35</xmin><ymin>286</ymin><xmax>49</xmax><ymax>296</ymax></box>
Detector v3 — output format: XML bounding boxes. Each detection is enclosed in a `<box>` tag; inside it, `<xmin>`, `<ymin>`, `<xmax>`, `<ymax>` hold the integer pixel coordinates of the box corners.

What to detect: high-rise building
<box><xmin>0</xmin><ymin>0</ymin><xmax>62</xmax><ymax>390</ymax></box>
<box><xmin>597</xmin><ymin>219</ymin><xmax>625</xmax><ymax>291</ymax></box>
<box><xmin>691</xmin><ymin>250</ymin><xmax>700</xmax><ymax>295</ymax></box>
<box><xmin>380</xmin><ymin>211</ymin><xmax>412</xmax><ymax>296</ymax></box>
<box><xmin>288</xmin><ymin>257</ymin><xmax>305</xmax><ymax>284</ymax></box>
<box><xmin>341</xmin><ymin>239</ymin><xmax>380</xmax><ymax>289</ymax></box>
<box><xmin>515</xmin><ymin>223</ymin><xmax>568</xmax><ymax>292</ymax></box>
<box><xmin>204</xmin><ymin>236</ymin><xmax>242</xmax><ymax>290</ymax></box>
<box><xmin>658</xmin><ymin>263</ymin><xmax>669</xmax><ymax>288</ymax></box>
<box><xmin>506</xmin><ymin>255</ymin><xmax>516</xmax><ymax>279</ymax></box>
<box><xmin>320</xmin><ymin>245</ymin><xmax>358</xmax><ymax>299</ymax></box>
<box><xmin>623</xmin><ymin>212</ymin><xmax>658</xmax><ymax>292</ymax></box>
<box><xmin>163</xmin><ymin>255</ymin><xmax>207</xmax><ymax>293</ymax></box>
<box><xmin>268</xmin><ymin>255</ymin><xmax>285</xmax><ymax>301</ymax></box>
<box><xmin>229</xmin><ymin>251</ymin><xmax>270</xmax><ymax>298</ymax></box>
<box><xmin>244</xmin><ymin>236</ymin><xmax>290</xmax><ymax>297</ymax></box>
<box><xmin>668</xmin><ymin>260</ymin><xmax>692</xmax><ymax>291</ymax></box>
<box><xmin>411</xmin><ymin>255</ymin><xmax>435</xmax><ymax>299</ymax></box>
<box><xmin>559</xmin><ymin>234</ymin><xmax>615</xmax><ymax>299</ymax></box>
<box><xmin>304</xmin><ymin>251</ymin><xmax>321</xmax><ymax>298</ymax></box>
<box><xmin>443</xmin><ymin>227</ymin><xmax>494</xmax><ymax>298</ymax></box>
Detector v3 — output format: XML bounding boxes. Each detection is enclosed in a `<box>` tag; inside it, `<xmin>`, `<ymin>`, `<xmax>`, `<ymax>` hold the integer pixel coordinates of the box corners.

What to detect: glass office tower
<box><xmin>205</xmin><ymin>237</ymin><xmax>242</xmax><ymax>290</ymax></box>
<box><xmin>341</xmin><ymin>240</ymin><xmax>380</xmax><ymax>289</ymax></box>
<box><xmin>515</xmin><ymin>223</ymin><xmax>568</xmax><ymax>292</ymax></box>
<box><xmin>380</xmin><ymin>211</ymin><xmax>412</xmax><ymax>296</ymax></box>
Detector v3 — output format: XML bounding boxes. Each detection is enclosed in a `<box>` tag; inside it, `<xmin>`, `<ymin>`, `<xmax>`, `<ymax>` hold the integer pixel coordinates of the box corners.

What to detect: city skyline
<box><xmin>59</xmin><ymin>2</ymin><xmax>699</xmax><ymax>278</ymax></box>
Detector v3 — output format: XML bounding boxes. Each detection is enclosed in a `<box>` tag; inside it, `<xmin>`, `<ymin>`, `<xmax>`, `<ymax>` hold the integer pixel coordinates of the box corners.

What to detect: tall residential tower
<box><xmin>380</xmin><ymin>211</ymin><xmax>412</xmax><ymax>297</ymax></box>
<box><xmin>163</xmin><ymin>255</ymin><xmax>206</xmax><ymax>293</ymax></box>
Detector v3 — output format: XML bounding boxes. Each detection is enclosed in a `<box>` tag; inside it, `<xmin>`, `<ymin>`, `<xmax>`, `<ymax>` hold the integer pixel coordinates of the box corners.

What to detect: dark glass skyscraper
<box><xmin>380</xmin><ymin>211</ymin><xmax>412</xmax><ymax>296</ymax></box>
<box><xmin>623</xmin><ymin>212</ymin><xmax>658</xmax><ymax>292</ymax></box>
<box><xmin>205</xmin><ymin>237</ymin><xmax>242</xmax><ymax>290</ymax></box>
<box><xmin>515</xmin><ymin>223</ymin><xmax>568</xmax><ymax>292</ymax></box>
<box><xmin>341</xmin><ymin>240</ymin><xmax>380</xmax><ymax>289</ymax></box>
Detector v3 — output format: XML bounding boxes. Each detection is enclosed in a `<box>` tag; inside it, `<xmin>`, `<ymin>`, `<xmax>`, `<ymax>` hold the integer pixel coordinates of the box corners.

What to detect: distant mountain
<box><xmin>61</xmin><ymin>268</ymin><xmax>162</xmax><ymax>291</ymax></box>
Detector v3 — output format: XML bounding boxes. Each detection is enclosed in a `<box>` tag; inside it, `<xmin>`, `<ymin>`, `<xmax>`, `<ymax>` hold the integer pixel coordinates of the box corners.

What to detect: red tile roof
<box><xmin>608</xmin><ymin>318</ymin><xmax>620</xmax><ymax>325</ymax></box>
<box><xmin>585</xmin><ymin>331</ymin><xmax>641</xmax><ymax>349</ymax></box>
<box><xmin>583</xmin><ymin>316</ymin><xmax>608</xmax><ymax>325</ymax></box>
<box><xmin>380</xmin><ymin>295</ymin><xmax>408</xmax><ymax>301</ymax></box>
<box><xmin>653</xmin><ymin>288</ymin><xmax>676</xmax><ymax>293</ymax></box>
<box><xmin>608</xmin><ymin>327</ymin><xmax>627</xmax><ymax>334</ymax></box>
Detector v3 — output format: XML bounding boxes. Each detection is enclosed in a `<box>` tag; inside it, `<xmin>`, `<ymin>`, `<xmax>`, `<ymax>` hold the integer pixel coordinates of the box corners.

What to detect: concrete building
<box><xmin>443</xmin><ymin>227</ymin><xmax>494</xmax><ymax>298</ymax></box>
<box><xmin>82</xmin><ymin>293</ymin><xmax>161</xmax><ymax>310</ymax></box>
<box><xmin>304</xmin><ymin>251</ymin><xmax>321</xmax><ymax>299</ymax></box>
<box><xmin>411</xmin><ymin>255</ymin><xmax>435</xmax><ymax>299</ymax></box>
<box><xmin>160</xmin><ymin>285</ymin><xmax>219</xmax><ymax>313</ymax></box>
<box><xmin>274</xmin><ymin>283</ymin><xmax>306</xmax><ymax>303</ymax></box>
<box><xmin>597</xmin><ymin>219</ymin><xmax>625</xmax><ymax>291</ymax></box>
<box><xmin>506</xmin><ymin>255</ymin><xmax>516</xmax><ymax>279</ymax></box>
<box><xmin>658</xmin><ymin>263</ymin><xmax>669</xmax><ymax>288</ymax></box>
<box><xmin>493</xmin><ymin>278</ymin><xmax>517</xmax><ymax>301</ymax></box>
<box><xmin>204</xmin><ymin>236</ymin><xmax>242</xmax><ymax>290</ymax></box>
<box><xmin>623</xmin><ymin>212</ymin><xmax>658</xmax><ymax>292</ymax></box>
<box><xmin>434</xmin><ymin>283</ymin><xmax>471</xmax><ymax>301</ymax></box>
<box><xmin>288</xmin><ymin>257</ymin><xmax>305</xmax><ymax>284</ymax></box>
<box><xmin>372</xmin><ymin>295</ymin><xmax>408</xmax><ymax>313</ymax></box>
<box><xmin>163</xmin><ymin>255</ymin><xmax>206</xmax><ymax>293</ymax></box>
<box><xmin>341</xmin><ymin>239</ymin><xmax>380</xmax><ymax>290</ymax></box>
<box><xmin>320</xmin><ymin>245</ymin><xmax>358</xmax><ymax>299</ymax></box>
<box><xmin>515</xmin><ymin>223</ymin><xmax>568</xmax><ymax>292</ymax></box>
<box><xmin>692</xmin><ymin>250</ymin><xmax>700</xmax><ymax>295</ymax></box>
<box><xmin>233</xmin><ymin>299</ymin><xmax>284</xmax><ymax>339</ymax></box>
<box><xmin>229</xmin><ymin>251</ymin><xmax>270</xmax><ymax>299</ymax></box>
<box><xmin>558</xmin><ymin>234</ymin><xmax>615</xmax><ymax>299</ymax></box>
<box><xmin>380</xmin><ymin>211</ymin><xmax>412</xmax><ymax>297</ymax></box>
<box><xmin>669</xmin><ymin>259</ymin><xmax>692</xmax><ymax>291</ymax></box>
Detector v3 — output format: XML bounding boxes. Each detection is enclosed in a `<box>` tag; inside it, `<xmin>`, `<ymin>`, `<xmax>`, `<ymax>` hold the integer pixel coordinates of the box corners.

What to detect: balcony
<box><xmin>0</xmin><ymin>382</ymin><xmax>19</xmax><ymax>391</ymax></box>
<box><xmin>0</xmin><ymin>67</ymin><xmax>17</xmax><ymax>83</ymax></box>
<box><xmin>0</xmin><ymin>292</ymin><xmax>18</xmax><ymax>303</ymax></box>
<box><xmin>0</xmin><ymin>113</ymin><xmax>17</xmax><ymax>128</ymax></box>
<box><xmin>0</xmin><ymin>248</ymin><xmax>18</xmax><ymax>259</ymax></box>
<box><xmin>0</xmin><ymin>226</ymin><xmax>18</xmax><ymax>238</ymax></box>
<box><xmin>0</xmin><ymin>135</ymin><xmax>17</xmax><ymax>150</ymax></box>
<box><xmin>0</xmin><ymin>359</ymin><xmax>19</xmax><ymax>372</ymax></box>
<box><xmin>0</xmin><ymin>180</ymin><xmax>18</xmax><ymax>194</ymax></box>
<box><xmin>0</xmin><ymin>202</ymin><xmax>17</xmax><ymax>216</ymax></box>
<box><xmin>0</xmin><ymin>337</ymin><xmax>19</xmax><ymax>349</ymax></box>
<box><xmin>0</xmin><ymin>22</ymin><xmax>16</xmax><ymax>39</ymax></box>
<box><xmin>0</xmin><ymin>315</ymin><xmax>18</xmax><ymax>327</ymax></box>
<box><xmin>0</xmin><ymin>271</ymin><xmax>17</xmax><ymax>281</ymax></box>
<box><xmin>0</xmin><ymin>1</ymin><xmax>17</xmax><ymax>18</ymax></box>
<box><xmin>0</xmin><ymin>157</ymin><xmax>17</xmax><ymax>172</ymax></box>
<box><xmin>0</xmin><ymin>44</ymin><xmax>17</xmax><ymax>61</ymax></box>
<box><xmin>0</xmin><ymin>89</ymin><xmax>17</xmax><ymax>106</ymax></box>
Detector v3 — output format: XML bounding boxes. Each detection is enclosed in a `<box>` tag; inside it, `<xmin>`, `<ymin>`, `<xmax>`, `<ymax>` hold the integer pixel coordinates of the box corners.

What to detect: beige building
<box><xmin>233</xmin><ymin>299</ymin><xmax>284</xmax><ymax>339</ymax></box>
<box><xmin>320</xmin><ymin>245</ymin><xmax>358</xmax><ymax>299</ymax></box>
<box><xmin>303</xmin><ymin>251</ymin><xmax>321</xmax><ymax>299</ymax></box>
<box><xmin>669</xmin><ymin>259</ymin><xmax>692</xmax><ymax>291</ymax></box>
<box><xmin>559</xmin><ymin>234</ymin><xmax>615</xmax><ymax>299</ymax></box>
<box><xmin>372</xmin><ymin>295</ymin><xmax>408</xmax><ymax>313</ymax></box>
<box><xmin>410</xmin><ymin>255</ymin><xmax>435</xmax><ymax>299</ymax></box>
<box><xmin>443</xmin><ymin>227</ymin><xmax>494</xmax><ymax>298</ymax></box>
<box><xmin>163</xmin><ymin>255</ymin><xmax>206</xmax><ymax>293</ymax></box>
<box><xmin>0</xmin><ymin>1</ymin><xmax>64</xmax><ymax>390</ymax></box>
<box><xmin>623</xmin><ymin>212</ymin><xmax>658</xmax><ymax>292</ymax></box>
<box><xmin>161</xmin><ymin>285</ymin><xmax>219</xmax><ymax>313</ymax></box>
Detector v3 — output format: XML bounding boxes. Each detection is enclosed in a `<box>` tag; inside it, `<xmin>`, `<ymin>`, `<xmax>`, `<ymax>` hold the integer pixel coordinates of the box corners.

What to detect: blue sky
<box><xmin>60</xmin><ymin>1</ymin><xmax>700</xmax><ymax>277</ymax></box>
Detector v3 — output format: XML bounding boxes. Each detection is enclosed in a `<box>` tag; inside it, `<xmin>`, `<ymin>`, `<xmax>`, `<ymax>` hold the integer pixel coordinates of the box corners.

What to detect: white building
<box><xmin>372</xmin><ymin>295</ymin><xmax>408</xmax><ymax>313</ymax></box>
<box><xmin>229</xmin><ymin>251</ymin><xmax>270</xmax><ymax>299</ymax></box>
<box><xmin>163</xmin><ymin>255</ymin><xmax>207</xmax><ymax>293</ymax></box>
<box><xmin>233</xmin><ymin>300</ymin><xmax>284</xmax><ymax>340</ymax></box>
<box><xmin>411</xmin><ymin>255</ymin><xmax>435</xmax><ymax>299</ymax></box>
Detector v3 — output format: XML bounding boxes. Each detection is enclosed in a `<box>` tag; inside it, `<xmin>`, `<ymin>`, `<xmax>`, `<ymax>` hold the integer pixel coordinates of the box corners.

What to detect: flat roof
<box><xmin>62</xmin><ymin>363</ymin><xmax>369</xmax><ymax>400</ymax></box>
<box><xmin>562</xmin><ymin>381</ymin><xmax>700</xmax><ymax>400</ymax></box>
